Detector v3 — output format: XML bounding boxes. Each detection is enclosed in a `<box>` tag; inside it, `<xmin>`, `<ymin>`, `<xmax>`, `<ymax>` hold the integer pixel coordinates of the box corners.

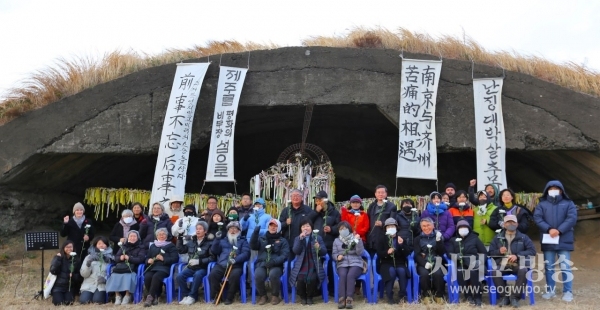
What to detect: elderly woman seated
<box><xmin>143</xmin><ymin>228</ymin><xmax>179</xmax><ymax>307</ymax></box>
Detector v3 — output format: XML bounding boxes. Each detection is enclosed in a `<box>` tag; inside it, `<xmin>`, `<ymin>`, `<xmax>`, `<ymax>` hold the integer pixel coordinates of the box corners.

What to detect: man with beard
<box><xmin>279</xmin><ymin>189</ymin><xmax>317</xmax><ymax>261</ymax></box>
<box><xmin>208</xmin><ymin>221</ymin><xmax>250</xmax><ymax>305</ymax></box>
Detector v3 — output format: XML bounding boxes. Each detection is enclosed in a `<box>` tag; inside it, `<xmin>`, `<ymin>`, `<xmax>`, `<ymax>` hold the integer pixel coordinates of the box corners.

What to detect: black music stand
<box><xmin>25</xmin><ymin>231</ymin><xmax>59</xmax><ymax>300</ymax></box>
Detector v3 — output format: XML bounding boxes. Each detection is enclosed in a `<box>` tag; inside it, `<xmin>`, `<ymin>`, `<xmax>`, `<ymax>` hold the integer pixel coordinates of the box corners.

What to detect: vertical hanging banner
<box><xmin>205</xmin><ymin>66</ymin><xmax>248</xmax><ymax>181</ymax></box>
<box><xmin>150</xmin><ymin>63</ymin><xmax>210</xmax><ymax>210</ymax></box>
<box><xmin>396</xmin><ymin>59</ymin><xmax>443</xmax><ymax>180</ymax></box>
<box><xmin>473</xmin><ymin>78</ymin><xmax>507</xmax><ymax>190</ymax></box>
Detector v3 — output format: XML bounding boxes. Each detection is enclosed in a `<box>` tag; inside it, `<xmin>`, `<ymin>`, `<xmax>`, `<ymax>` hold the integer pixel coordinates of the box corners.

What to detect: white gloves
<box><xmin>425</xmin><ymin>262</ymin><xmax>432</xmax><ymax>270</ymax></box>
<box><xmin>435</xmin><ymin>231</ymin><xmax>442</xmax><ymax>242</ymax></box>
<box><xmin>188</xmin><ymin>259</ymin><xmax>199</xmax><ymax>266</ymax></box>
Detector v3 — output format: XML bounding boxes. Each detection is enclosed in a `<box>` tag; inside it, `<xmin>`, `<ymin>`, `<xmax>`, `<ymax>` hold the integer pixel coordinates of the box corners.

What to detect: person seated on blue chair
<box><xmin>333</xmin><ymin>221</ymin><xmax>365</xmax><ymax>309</ymax></box>
<box><xmin>414</xmin><ymin>217</ymin><xmax>447</xmax><ymax>305</ymax></box>
<box><xmin>208</xmin><ymin>221</ymin><xmax>251</xmax><ymax>305</ymax></box>
<box><xmin>251</xmin><ymin>218</ymin><xmax>290</xmax><ymax>305</ymax></box>
<box><xmin>449</xmin><ymin>220</ymin><xmax>487</xmax><ymax>307</ymax></box>
<box><xmin>376</xmin><ymin>218</ymin><xmax>411</xmax><ymax>305</ymax></box>
<box><xmin>289</xmin><ymin>218</ymin><xmax>327</xmax><ymax>305</ymax></box>
<box><xmin>488</xmin><ymin>215</ymin><xmax>536</xmax><ymax>308</ymax></box>
<box><xmin>80</xmin><ymin>236</ymin><xmax>114</xmax><ymax>304</ymax></box>
<box><xmin>143</xmin><ymin>228</ymin><xmax>179</xmax><ymax>307</ymax></box>
<box><xmin>106</xmin><ymin>230</ymin><xmax>147</xmax><ymax>305</ymax></box>
<box><xmin>177</xmin><ymin>221</ymin><xmax>215</xmax><ymax>305</ymax></box>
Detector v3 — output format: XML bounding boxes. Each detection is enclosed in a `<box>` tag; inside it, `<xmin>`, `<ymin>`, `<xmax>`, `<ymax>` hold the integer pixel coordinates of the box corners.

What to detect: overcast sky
<box><xmin>1</xmin><ymin>0</ymin><xmax>598</xmax><ymax>99</ymax></box>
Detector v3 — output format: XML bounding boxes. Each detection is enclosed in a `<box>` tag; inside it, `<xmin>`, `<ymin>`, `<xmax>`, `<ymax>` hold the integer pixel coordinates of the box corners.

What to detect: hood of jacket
<box><xmin>541</xmin><ymin>180</ymin><xmax>571</xmax><ymax>200</ymax></box>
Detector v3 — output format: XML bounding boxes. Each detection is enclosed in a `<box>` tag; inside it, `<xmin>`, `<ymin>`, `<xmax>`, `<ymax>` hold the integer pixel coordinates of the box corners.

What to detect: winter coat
<box><xmin>289</xmin><ymin>234</ymin><xmax>327</xmax><ymax>288</ymax></box>
<box><xmin>177</xmin><ymin>235</ymin><xmax>214</xmax><ymax>271</ymax></box>
<box><xmin>144</xmin><ymin>242</ymin><xmax>179</xmax><ymax>274</ymax></box>
<box><xmin>414</xmin><ymin>232</ymin><xmax>446</xmax><ymax>269</ymax></box>
<box><xmin>171</xmin><ymin>216</ymin><xmax>200</xmax><ymax>240</ymax></box>
<box><xmin>340</xmin><ymin>207</ymin><xmax>369</xmax><ymax>243</ymax></box>
<box><xmin>375</xmin><ymin>233</ymin><xmax>411</xmax><ymax>282</ymax></box>
<box><xmin>533</xmin><ymin>180</ymin><xmax>578</xmax><ymax>251</ymax></box>
<box><xmin>468</xmin><ymin>183</ymin><xmax>500</xmax><ymax>206</ymax></box>
<box><xmin>488</xmin><ymin>230</ymin><xmax>536</xmax><ymax>268</ymax></box>
<box><xmin>395</xmin><ymin>211</ymin><xmax>421</xmax><ymax>247</ymax></box>
<box><xmin>210</xmin><ymin>235</ymin><xmax>251</xmax><ymax>269</ymax></box>
<box><xmin>448</xmin><ymin>204</ymin><xmax>475</xmax><ymax>228</ymax></box>
<box><xmin>241</xmin><ymin>208</ymin><xmax>272</xmax><ymax>243</ymax></box>
<box><xmin>80</xmin><ymin>247</ymin><xmax>114</xmax><ymax>293</ymax></box>
<box><xmin>332</xmin><ymin>236</ymin><xmax>365</xmax><ymax>269</ymax></box>
<box><xmin>250</xmin><ymin>227</ymin><xmax>290</xmax><ymax>269</ymax></box>
<box><xmin>489</xmin><ymin>204</ymin><xmax>532</xmax><ymax>234</ymax></box>
<box><xmin>50</xmin><ymin>254</ymin><xmax>81</xmax><ymax>293</ymax></box>
<box><xmin>366</xmin><ymin>200</ymin><xmax>397</xmax><ymax>249</ymax></box>
<box><xmin>421</xmin><ymin>203</ymin><xmax>455</xmax><ymax>251</ymax></box>
<box><xmin>448</xmin><ymin>231</ymin><xmax>487</xmax><ymax>269</ymax></box>
<box><xmin>113</xmin><ymin>240</ymin><xmax>147</xmax><ymax>273</ymax></box>
<box><xmin>279</xmin><ymin>203</ymin><xmax>317</xmax><ymax>245</ymax></box>
<box><xmin>237</xmin><ymin>205</ymin><xmax>254</xmax><ymax>238</ymax></box>
<box><xmin>109</xmin><ymin>220</ymin><xmax>140</xmax><ymax>253</ymax></box>
<box><xmin>140</xmin><ymin>213</ymin><xmax>174</xmax><ymax>246</ymax></box>
<box><xmin>312</xmin><ymin>201</ymin><xmax>341</xmax><ymax>252</ymax></box>
<box><xmin>60</xmin><ymin>217</ymin><xmax>94</xmax><ymax>260</ymax></box>
<box><xmin>473</xmin><ymin>200</ymin><xmax>497</xmax><ymax>246</ymax></box>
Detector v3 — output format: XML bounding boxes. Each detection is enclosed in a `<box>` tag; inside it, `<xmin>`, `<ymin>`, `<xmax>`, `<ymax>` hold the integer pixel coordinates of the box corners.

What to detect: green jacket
<box><xmin>473</xmin><ymin>203</ymin><xmax>497</xmax><ymax>245</ymax></box>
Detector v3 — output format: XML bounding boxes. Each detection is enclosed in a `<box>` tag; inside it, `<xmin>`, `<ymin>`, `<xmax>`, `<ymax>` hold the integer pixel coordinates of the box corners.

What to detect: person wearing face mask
<box><xmin>109</xmin><ymin>209</ymin><xmax>140</xmax><ymax>253</ymax></box>
<box><xmin>106</xmin><ymin>230</ymin><xmax>147</xmax><ymax>305</ymax></box>
<box><xmin>441</xmin><ymin>193</ymin><xmax>451</xmax><ymax>205</ymax></box>
<box><xmin>395</xmin><ymin>198</ymin><xmax>421</xmax><ymax>248</ymax></box>
<box><xmin>172</xmin><ymin>204</ymin><xmax>199</xmax><ymax>244</ymax></box>
<box><xmin>376</xmin><ymin>218</ymin><xmax>411</xmax><ymax>304</ymax></box>
<box><xmin>140</xmin><ymin>202</ymin><xmax>173</xmax><ymax>246</ymax></box>
<box><xmin>332</xmin><ymin>221</ymin><xmax>365</xmax><ymax>309</ymax></box>
<box><xmin>448</xmin><ymin>190</ymin><xmax>475</xmax><ymax>228</ymax></box>
<box><xmin>420</xmin><ymin>192</ymin><xmax>455</xmax><ymax>252</ymax></box>
<box><xmin>449</xmin><ymin>220</ymin><xmax>486</xmax><ymax>307</ymax></box>
<box><xmin>489</xmin><ymin>188</ymin><xmax>532</xmax><ymax>234</ymax></box>
<box><xmin>61</xmin><ymin>202</ymin><xmax>95</xmax><ymax>262</ymax></box>
<box><xmin>533</xmin><ymin>180</ymin><xmax>577</xmax><ymax>302</ymax></box>
<box><xmin>472</xmin><ymin>191</ymin><xmax>497</xmax><ymax>248</ymax></box>
<box><xmin>206</xmin><ymin>209</ymin><xmax>226</xmax><ymax>241</ymax></box>
<box><xmin>413</xmin><ymin>217</ymin><xmax>446</xmax><ymax>305</ymax></box>
<box><xmin>488</xmin><ymin>215</ymin><xmax>536</xmax><ymax>308</ymax></box>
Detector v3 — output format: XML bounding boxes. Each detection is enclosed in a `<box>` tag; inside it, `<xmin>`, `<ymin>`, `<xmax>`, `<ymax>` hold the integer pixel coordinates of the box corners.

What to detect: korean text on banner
<box><xmin>150</xmin><ymin>63</ymin><xmax>210</xmax><ymax>212</ymax></box>
<box><xmin>473</xmin><ymin>78</ymin><xmax>507</xmax><ymax>190</ymax></box>
<box><xmin>396</xmin><ymin>59</ymin><xmax>442</xmax><ymax>180</ymax></box>
<box><xmin>205</xmin><ymin>66</ymin><xmax>248</xmax><ymax>181</ymax></box>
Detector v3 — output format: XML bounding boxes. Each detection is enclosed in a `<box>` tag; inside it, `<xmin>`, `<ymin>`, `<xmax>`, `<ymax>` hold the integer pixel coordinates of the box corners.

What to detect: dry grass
<box><xmin>1</xmin><ymin>27</ymin><xmax>599</xmax><ymax>126</ymax></box>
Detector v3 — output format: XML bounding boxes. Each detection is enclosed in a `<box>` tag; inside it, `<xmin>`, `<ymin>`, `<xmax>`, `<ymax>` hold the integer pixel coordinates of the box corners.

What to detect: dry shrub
<box><xmin>1</xmin><ymin>27</ymin><xmax>599</xmax><ymax>126</ymax></box>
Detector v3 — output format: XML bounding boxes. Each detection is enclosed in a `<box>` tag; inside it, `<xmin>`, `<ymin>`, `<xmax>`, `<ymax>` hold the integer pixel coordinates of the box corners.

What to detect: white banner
<box><xmin>396</xmin><ymin>59</ymin><xmax>443</xmax><ymax>180</ymax></box>
<box><xmin>150</xmin><ymin>63</ymin><xmax>210</xmax><ymax>211</ymax></box>
<box><xmin>205</xmin><ymin>66</ymin><xmax>248</xmax><ymax>181</ymax></box>
<box><xmin>473</xmin><ymin>78</ymin><xmax>507</xmax><ymax>190</ymax></box>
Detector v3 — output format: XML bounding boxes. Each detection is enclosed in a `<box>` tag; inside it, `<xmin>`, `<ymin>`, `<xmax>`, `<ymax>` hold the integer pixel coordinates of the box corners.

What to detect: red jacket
<box><xmin>340</xmin><ymin>207</ymin><xmax>370</xmax><ymax>243</ymax></box>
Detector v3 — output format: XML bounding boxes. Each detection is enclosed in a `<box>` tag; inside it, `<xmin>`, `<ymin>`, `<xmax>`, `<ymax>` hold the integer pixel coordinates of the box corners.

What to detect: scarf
<box><xmin>153</xmin><ymin>240</ymin><xmax>171</xmax><ymax>247</ymax></box>
<box><xmin>265</xmin><ymin>232</ymin><xmax>280</xmax><ymax>243</ymax></box>
<box><xmin>120</xmin><ymin>218</ymin><xmax>136</xmax><ymax>238</ymax></box>
<box><xmin>74</xmin><ymin>215</ymin><xmax>86</xmax><ymax>228</ymax></box>
<box><xmin>425</xmin><ymin>202</ymin><xmax>448</xmax><ymax>215</ymax></box>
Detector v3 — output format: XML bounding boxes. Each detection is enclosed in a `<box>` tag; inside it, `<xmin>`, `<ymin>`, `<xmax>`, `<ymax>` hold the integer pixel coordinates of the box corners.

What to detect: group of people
<box><xmin>49</xmin><ymin>179</ymin><xmax>577</xmax><ymax>308</ymax></box>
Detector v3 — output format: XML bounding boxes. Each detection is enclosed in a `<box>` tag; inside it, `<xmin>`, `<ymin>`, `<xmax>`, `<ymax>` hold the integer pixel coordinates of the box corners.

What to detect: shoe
<box><xmin>270</xmin><ymin>296</ymin><xmax>281</xmax><ymax>305</ymax></box>
<box><xmin>152</xmin><ymin>296</ymin><xmax>158</xmax><ymax>306</ymax></box>
<box><xmin>474</xmin><ymin>297</ymin><xmax>482</xmax><ymax>307</ymax></box>
<box><xmin>121</xmin><ymin>294</ymin><xmax>131</xmax><ymax>305</ymax></box>
<box><xmin>499</xmin><ymin>296</ymin><xmax>510</xmax><ymax>307</ymax></box>
<box><xmin>562</xmin><ymin>292</ymin><xmax>573</xmax><ymax>302</ymax></box>
<box><xmin>258</xmin><ymin>295</ymin><xmax>268</xmax><ymax>305</ymax></box>
<box><xmin>387</xmin><ymin>297</ymin><xmax>395</xmax><ymax>305</ymax></box>
<box><xmin>466</xmin><ymin>295</ymin><xmax>475</xmax><ymax>305</ymax></box>
<box><xmin>179</xmin><ymin>296</ymin><xmax>190</xmax><ymax>305</ymax></box>
<box><xmin>434</xmin><ymin>297</ymin><xmax>444</xmax><ymax>305</ymax></box>
<box><xmin>542</xmin><ymin>291</ymin><xmax>556</xmax><ymax>299</ymax></box>
<box><xmin>143</xmin><ymin>295</ymin><xmax>153</xmax><ymax>307</ymax></box>
<box><xmin>422</xmin><ymin>296</ymin><xmax>432</xmax><ymax>305</ymax></box>
<box><xmin>301</xmin><ymin>298</ymin><xmax>308</xmax><ymax>305</ymax></box>
<box><xmin>184</xmin><ymin>297</ymin><xmax>196</xmax><ymax>305</ymax></box>
<box><xmin>345</xmin><ymin>297</ymin><xmax>353</xmax><ymax>309</ymax></box>
<box><xmin>307</xmin><ymin>298</ymin><xmax>314</xmax><ymax>305</ymax></box>
<box><xmin>338</xmin><ymin>297</ymin><xmax>346</xmax><ymax>309</ymax></box>
<box><xmin>510</xmin><ymin>297</ymin><xmax>519</xmax><ymax>308</ymax></box>
<box><xmin>224</xmin><ymin>299</ymin><xmax>233</xmax><ymax>305</ymax></box>
<box><xmin>114</xmin><ymin>295</ymin><xmax>122</xmax><ymax>305</ymax></box>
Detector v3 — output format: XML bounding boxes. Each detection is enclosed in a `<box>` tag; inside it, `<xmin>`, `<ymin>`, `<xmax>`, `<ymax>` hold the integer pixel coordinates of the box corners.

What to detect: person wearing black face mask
<box><xmin>488</xmin><ymin>215</ymin><xmax>536</xmax><ymax>308</ymax></box>
<box><xmin>172</xmin><ymin>205</ymin><xmax>199</xmax><ymax>247</ymax></box>
<box><xmin>395</xmin><ymin>199</ymin><xmax>421</xmax><ymax>248</ymax></box>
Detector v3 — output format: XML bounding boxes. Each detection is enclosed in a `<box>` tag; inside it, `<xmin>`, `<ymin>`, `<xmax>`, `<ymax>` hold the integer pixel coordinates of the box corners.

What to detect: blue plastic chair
<box><xmin>250</xmin><ymin>257</ymin><xmax>289</xmax><ymax>304</ymax></box>
<box><xmin>486</xmin><ymin>258</ymin><xmax>535</xmax><ymax>305</ymax></box>
<box><xmin>411</xmin><ymin>254</ymin><xmax>457</xmax><ymax>303</ymax></box>
<box><xmin>176</xmin><ymin>262</ymin><xmax>213</xmax><ymax>303</ymax></box>
<box><xmin>372</xmin><ymin>253</ymin><xmax>414</xmax><ymax>303</ymax></box>
<box><xmin>138</xmin><ymin>262</ymin><xmax>178</xmax><ymax>304</ymax></box>
<box><xmin>332</xmin><ymin>250</ymin><xmax>371</xmax><ymax>303</ymax></box>
<box><xmin>291</xmin><ymin>254</ymin><xmax>330</xmax><ymax>304</ymax></box>
<box><xmin>204</xmin><ymin>261</ymin><xmax>248</xmax><ymax>303</ymax></box>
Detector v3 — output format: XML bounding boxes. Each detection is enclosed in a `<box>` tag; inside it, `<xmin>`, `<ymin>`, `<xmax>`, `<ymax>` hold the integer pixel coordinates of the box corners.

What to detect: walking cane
<box><xmin>215</xmin><ymin>264</ymin><xmax>234</xmax><ymax>305</ymax></box>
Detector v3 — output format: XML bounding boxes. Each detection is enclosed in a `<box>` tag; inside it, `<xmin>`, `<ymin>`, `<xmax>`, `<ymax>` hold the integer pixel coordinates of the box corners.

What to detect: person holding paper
<box><xmin>533</xmin><ymin>180</ymin><xmax>577</xmax><ymax>302</ymax></box>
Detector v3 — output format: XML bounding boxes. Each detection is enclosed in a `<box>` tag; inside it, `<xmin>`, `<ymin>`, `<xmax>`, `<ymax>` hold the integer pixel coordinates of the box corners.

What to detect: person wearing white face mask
<box><xmin>109</xmin><ymin>209</ymin><xmax>140</xmax><ymax>253</ymax></box>
<box><xmin>375</xmin><ymin>218</ymin><xmax>411</xmax><ymax>305</ymax></box>
<box><xmin>533</xmin><ymin>180</ymin><xmax>577</xmax><ymax>302</ymax></box>
<box><xmin>332</xmin><ymin>221</ymin><xmax>364</xmax><ymax>309</ymax></box>
<box><xmin>449</xmin><ymin>220</ymin><xmax>486</xmax><ymax>307</ymax></box>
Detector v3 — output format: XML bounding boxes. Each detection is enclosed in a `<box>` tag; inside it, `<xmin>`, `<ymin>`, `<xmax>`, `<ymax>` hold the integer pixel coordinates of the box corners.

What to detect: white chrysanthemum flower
<box><xmin>160</xmin><ymin>249</ymin><xmax>165</xmax><ymax>254</ymax></box>
<box><xmin>70</xmin><ymin>252</ymin><xmax>77</xmax><ymax>257</ymax></box>
<box><xmin>455</xmin><ymin>238</ymin><xmax>462</xmax><ymax>242</ymax></box>
<box><xmin>426</xmin><ymin>244</ymin><xmax>433</xmax><ymax>248</ymax></box>
<box><xmin>313</xmin><ymin>230</ymin><xmax>319</xmax><ymax>234</ymax></box>
<box><xmin>411</xmin><ymin>208</ymin><xmax>417</xmax><ymax>212</ymax></box>
<box><xmin>495</xmin><ymin>229</ymin><xmax>502</xmax><ymax>233</ymax></box>
<box><xmin>85</xmin><ymin>224</ymin><xmax>91</xmax><ymax>228</ymax></box>
<box><xmin>233</xmin><ymin>246</ymin><xmax>238</xmax><ymax>250</ymax></box>
<box><xmin>217</xmin><ymin>222</ymin><xmax>223</xmax><ymax>226</ymax></box>
<box><xmin>265</xmin><ymin>245</ymin><xmax>272</xmax><ymax>249</ymax></box>
<box><xmin>354</xmin><ymin>212</ymin><xmax>360</xmax><ymax>216</ymax></box>
<box><xmin>117</xmin><ymin>242</ymin><xmax>123</xmax><ymax>246</ymax></box>
<box><xmin>499</xmin><ymin>210</ymin><xmax>506</xmax><ymax>214</ymax></box>
<box><xmin>197</xmin><ymin>248</ymin><xmax>202</xmax><ymax>252</ymax></box>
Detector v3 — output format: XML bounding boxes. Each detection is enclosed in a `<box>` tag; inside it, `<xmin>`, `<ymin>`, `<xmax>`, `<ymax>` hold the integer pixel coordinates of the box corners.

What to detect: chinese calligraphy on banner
<box><xmin>396</xmin><ymin>59</ymin><xmax>442</xmax><ymax>180</ymax></box>
<box><xmin>150</xmin><ymin>63</ymin><xmax>210</xmax><ymax>210</ymax></box>
<box><xmin>473</xmin><ymin>78</ymin><xmax>507</xmax><ymax>190</ymax></box>
<box><xmin>205</xmin><ymin>66</ymin><xmax>248</xmax><ymax>181</ymax></box>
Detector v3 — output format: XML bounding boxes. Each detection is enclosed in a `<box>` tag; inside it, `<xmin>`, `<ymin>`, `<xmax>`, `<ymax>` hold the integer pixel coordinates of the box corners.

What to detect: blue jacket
<box><xmin>210</xmin><ymin>235</ymin><xmax>251</xmax><ymax>268</ymax></box>
<box><xmin>240</xmin><ymin>207</ymin><xmax>271</xmax><ymax>243</ymax></box>
<box><xmin>533</xmin><ymin>180</ymin><xmax>578</xmax><ymax>251</ymax></box>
